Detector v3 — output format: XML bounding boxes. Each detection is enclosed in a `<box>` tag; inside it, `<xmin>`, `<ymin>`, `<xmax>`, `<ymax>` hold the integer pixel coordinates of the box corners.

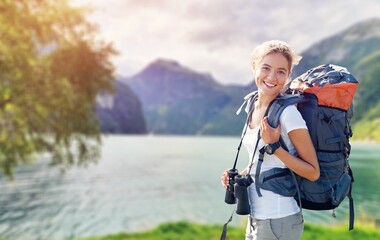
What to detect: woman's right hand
<box><xmin>221</xmin><ymin>169</ymin><xmax>229</xmax><ymax>189</ymax></box>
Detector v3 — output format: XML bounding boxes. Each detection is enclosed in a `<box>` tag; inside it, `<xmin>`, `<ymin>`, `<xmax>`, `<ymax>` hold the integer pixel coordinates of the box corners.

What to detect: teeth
<box><xmin>264</xmin><ymin>81</ymin><xmax>276</xmax><ymax>87</ymax></box>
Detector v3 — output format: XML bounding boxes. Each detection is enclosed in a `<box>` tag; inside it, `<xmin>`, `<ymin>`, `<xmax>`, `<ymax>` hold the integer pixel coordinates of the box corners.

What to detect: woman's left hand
<box><xmin>260</xmin><ymin>116</ymin><xmax>281</xmax><ymax>144</ymax></box>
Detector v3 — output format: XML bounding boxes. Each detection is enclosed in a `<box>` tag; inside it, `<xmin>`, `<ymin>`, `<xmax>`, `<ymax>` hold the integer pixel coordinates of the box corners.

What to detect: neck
<box><xmin>256</xmin><ymin>92</ymin><xmax>277</xmax><ymax>108</ymax></box>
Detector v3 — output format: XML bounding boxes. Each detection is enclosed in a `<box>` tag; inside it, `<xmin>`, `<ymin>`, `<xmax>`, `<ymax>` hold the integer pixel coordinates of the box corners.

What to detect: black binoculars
<box><xmin>224</xmin><ymin>168</ymin><xmax>253</xmax><ymax>215</ymax></box>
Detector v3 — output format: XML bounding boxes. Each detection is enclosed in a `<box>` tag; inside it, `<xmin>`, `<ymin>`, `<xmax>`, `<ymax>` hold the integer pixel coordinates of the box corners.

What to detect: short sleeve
<box><xmin>279</xmin><ymin>105</ymin><xmax>307</xmax><ymax>134</ymax></box>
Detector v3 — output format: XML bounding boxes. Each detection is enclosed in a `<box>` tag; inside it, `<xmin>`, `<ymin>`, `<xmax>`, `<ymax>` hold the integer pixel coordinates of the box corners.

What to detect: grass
<box><xmin>75</xmin><ymin>221</ymin><xmax>239</xmax><ymax>240</ymax></box>
<box><xmin>75</xmin><ymin>221</ymin><xmax>380</xmax><ymax>240</ymax></box>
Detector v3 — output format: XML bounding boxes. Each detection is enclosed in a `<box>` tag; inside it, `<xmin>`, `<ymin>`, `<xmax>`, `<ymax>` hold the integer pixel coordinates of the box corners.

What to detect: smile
<box><xmin>264</xmin><ymin>81</ymin><xmax>277</xmax><ymax>87</ymax></box>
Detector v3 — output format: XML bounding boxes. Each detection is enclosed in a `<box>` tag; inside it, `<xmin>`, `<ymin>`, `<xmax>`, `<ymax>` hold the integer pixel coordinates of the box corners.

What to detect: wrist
<box><xmin>264</xmin><ymin>141</ymin><xmax>281</xmax><ymax>155</ymax></box>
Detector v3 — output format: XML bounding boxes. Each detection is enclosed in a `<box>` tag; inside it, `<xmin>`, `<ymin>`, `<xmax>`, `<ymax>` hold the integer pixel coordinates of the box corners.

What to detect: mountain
<box><xmin>96</xmin><ymin>81</ymin><xmax>147</xmax><ymax>134</ymax></box>
<box><xmin>349</xmin><ymin>51</ymin><xmax>380</xmax><ymax>142</ymax></box>
<box><xmin>121</xmin><ymin>59</ymin><xmax>255</xmax><ymax>135</ymax></box>
<box><xmin>292</xmin><ymin>18</ymin><xmax>380</xmax><ymax>78</ymax></box>
<box><xmin>109</xmin><ymin>18</ymin><xmax>380</xmax><ymax>141</ymax></box>
<box><xmin>291</xmin><ymin>18</ymin><xmax>380</xmax><ymax>141</ymax></box>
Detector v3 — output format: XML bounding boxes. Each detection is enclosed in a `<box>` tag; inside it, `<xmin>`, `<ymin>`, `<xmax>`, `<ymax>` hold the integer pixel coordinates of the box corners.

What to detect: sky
<box><xmin>71</xmin><ymin>0</ymin><xmax>380</xmax><ymax>85</ymax></box>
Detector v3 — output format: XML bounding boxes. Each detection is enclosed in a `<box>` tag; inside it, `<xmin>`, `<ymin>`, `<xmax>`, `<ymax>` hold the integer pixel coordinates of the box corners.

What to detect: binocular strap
<box><xmin>220</xmin><ymin>208</ymin><xmax>235</xmax><ymax>240</ymax></box>
<box><xmin>220</xmin><ymin>208</ymin><xmax>257</xmax><ymax>240</ymax></box>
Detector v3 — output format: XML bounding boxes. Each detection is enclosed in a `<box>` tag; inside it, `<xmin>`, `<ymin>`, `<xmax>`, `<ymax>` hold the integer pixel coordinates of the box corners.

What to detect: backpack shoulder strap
<box><xmin>236</xmin><ymin>91</ymin><xmax>258</xmax><ymax>115</ymax></box>
<box><xmin>266</xmin><ymin>94</ymin><xmax>308</xmax><ymax>128</ymax></box>
<box><xmin>254</xmin><ymin>94</ymin><xmax>308</xmax><ymax>199</ymax></box>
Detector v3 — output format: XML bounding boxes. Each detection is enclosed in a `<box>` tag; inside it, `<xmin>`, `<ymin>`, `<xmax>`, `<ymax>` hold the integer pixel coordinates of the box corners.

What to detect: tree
<box><xmin>0</xmin><ymin>0</ymin><xmax>117</xmax><ymax>176</ymax></box>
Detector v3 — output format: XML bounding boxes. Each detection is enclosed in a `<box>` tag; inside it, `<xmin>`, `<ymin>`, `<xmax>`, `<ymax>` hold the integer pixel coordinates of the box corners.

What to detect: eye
<box><xmin>278</xmin><ymin>69</ymin><xmax>287</xmax><ymax>75</ymax></box>
<box><xmin>261</xmin><ymin>66</ymin><xmax>270</xmax><ymax>71</ymax></box>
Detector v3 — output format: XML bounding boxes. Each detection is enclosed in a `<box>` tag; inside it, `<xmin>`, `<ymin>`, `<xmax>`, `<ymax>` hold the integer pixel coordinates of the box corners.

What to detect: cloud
<box><xmin>71</xmin><ymin>0</ymin><xmax>380</xmax><ymax>85</ymax></box>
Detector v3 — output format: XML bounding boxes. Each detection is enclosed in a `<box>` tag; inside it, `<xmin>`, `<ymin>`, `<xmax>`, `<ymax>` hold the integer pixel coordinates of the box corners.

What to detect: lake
<box><xmin>0</xmin><ymin>135</ymin><xmax>379</xmax><ymax>240</ymax></box>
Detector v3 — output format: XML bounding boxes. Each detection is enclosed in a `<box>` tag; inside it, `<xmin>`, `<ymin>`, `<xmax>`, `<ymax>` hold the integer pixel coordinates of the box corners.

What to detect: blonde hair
<box><xmin>250</xmin><ymin>40</ymin><xmax>302</xmax><ymax>73</ymax></box>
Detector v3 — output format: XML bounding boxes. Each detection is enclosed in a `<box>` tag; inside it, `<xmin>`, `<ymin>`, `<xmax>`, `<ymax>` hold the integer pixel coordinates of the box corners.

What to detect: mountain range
<box><xmin>97</xmin><ymin>18</ymin><xmax>380</xmax><ymax>141</ymax></box>
<box><xmin>96</xmin><ymin>81</ymin><xmax>146</xmax><ymax>134</ymax></box>
<box><xmin>120</xmin><ymin>59</ymin><xmax>255</xmax><ymax>135</ymax></box>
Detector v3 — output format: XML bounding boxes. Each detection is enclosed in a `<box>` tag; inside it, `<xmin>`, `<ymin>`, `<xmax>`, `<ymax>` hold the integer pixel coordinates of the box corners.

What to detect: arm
<box><xmin>260</xmin><ymin>117</ymin><xmax>320</xmax><ymax>181</ymax></box>
<box><xmin>275</xmin><ymin>129</ymin><xmax>319</xmax><ymax>181</ymax></box>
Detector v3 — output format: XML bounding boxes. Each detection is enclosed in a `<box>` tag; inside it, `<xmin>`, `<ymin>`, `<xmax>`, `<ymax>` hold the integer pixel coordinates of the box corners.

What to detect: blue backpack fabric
<box><xmin>246</xmin><ymin>64</ymin><xmax>358</xmax><ymax>230</ymax></box>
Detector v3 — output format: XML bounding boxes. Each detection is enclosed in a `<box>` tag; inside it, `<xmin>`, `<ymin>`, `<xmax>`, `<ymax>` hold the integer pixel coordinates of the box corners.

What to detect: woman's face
<box><xmin>254</xmin><ymin>52</ymin><xmax>290</xmax><ymax>97</ymax></box>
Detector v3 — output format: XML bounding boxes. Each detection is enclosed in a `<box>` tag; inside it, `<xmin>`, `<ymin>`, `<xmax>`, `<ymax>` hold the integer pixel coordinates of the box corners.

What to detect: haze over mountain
<box><xmin>97</xmin><ymin>18</ymin><xmax>380</xmax><ymax>141</ymax></box>
<box><xmin>120</xmin><ymin>59</ymin><xmax>255</xmax><ymax>135</ymax></box>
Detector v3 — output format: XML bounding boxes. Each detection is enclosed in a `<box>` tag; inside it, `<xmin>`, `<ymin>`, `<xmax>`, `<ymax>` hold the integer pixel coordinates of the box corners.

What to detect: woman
<box><xmin>221</xmin><ymin>40</ymin><xmax>320</xmax><ymax>240</ymax></box>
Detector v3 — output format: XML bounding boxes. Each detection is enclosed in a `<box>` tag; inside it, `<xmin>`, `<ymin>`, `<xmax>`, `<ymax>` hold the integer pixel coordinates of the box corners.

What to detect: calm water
<box><xmin>0</xmin><ymin>135</ymin><xmax>379</xmax><ymax>240</ymax></box>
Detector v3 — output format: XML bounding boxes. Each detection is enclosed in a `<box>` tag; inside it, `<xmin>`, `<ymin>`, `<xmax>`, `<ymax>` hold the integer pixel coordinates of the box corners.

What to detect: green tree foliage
<box><xmin>0</xmin><ymin>0</ymin><xmax>117</xmax><ymax>176</ymax></box>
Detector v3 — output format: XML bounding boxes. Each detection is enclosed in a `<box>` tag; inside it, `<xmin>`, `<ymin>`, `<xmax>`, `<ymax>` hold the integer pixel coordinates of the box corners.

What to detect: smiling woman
<box><xmin>221</xmin><ymin>40</ymin><xmax>319</xmax><ymax>240</ymax></box>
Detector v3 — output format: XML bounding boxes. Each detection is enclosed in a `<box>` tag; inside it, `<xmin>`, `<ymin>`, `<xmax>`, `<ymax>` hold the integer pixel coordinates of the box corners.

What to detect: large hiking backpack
<box><xmin>262</xmin><ymin>64</ymin><xmax>358</xmax><ymax>230</ymax></box>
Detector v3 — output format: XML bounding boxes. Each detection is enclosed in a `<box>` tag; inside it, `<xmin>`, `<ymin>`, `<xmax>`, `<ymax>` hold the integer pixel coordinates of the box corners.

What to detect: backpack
<box><xmin>240</xmin><ymin>64</ymin><xmax>358</xmax><ymax>230</ymax></box>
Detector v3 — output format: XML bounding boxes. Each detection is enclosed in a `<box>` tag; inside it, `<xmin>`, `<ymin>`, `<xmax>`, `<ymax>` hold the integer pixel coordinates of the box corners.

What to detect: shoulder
<box><xmin>281</xmin><ymin>104</ymin><xmax>303</xmax><ymax>122</ymax></box>
<box><xmin>280</xmin><ymin>104</ymin><xmax>307</xmax><ymax>133</ymax></box>
<box><xmin>282</xmin><ymin>104</ymin><xmax>300</xmax><ymax>117</ymax></box>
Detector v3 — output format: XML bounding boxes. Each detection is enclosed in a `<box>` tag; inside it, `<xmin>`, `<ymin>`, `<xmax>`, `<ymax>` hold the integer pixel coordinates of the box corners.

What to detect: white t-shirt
<box><xmin>242</xmin><ymin>104</ymin><xmax>307</xmax><ymax>219</ymax></box>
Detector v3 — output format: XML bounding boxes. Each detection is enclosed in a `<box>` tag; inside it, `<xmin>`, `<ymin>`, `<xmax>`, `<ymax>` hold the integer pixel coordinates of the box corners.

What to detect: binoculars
<box><xmin>224</xmin><ymin>168</ymin><xmax>253</xmax><ymax>215</ymax></box>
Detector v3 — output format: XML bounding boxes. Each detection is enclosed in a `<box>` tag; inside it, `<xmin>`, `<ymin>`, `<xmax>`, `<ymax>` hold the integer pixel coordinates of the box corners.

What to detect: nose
<box><xmin>267</xmin><ymin>70</ymin><xmax>276</xmax><ymax>81</ymax></box>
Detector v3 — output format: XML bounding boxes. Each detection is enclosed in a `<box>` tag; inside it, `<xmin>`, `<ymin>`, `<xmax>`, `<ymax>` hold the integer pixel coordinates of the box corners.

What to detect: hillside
<box><xmin>96</xmin><ymin>81</ymin><xmax>147</xmax><ymax>134</ymax></box>
<box><xmin>292</xmin><ymin>18</ymin><xmax>380</xmax><ymax>78</ymax></box>
<box><xmin>121</xmin><ymin>59</ymin><xmax>255</xmax><ymax>135</ymax></box>
<box><xmin>291</xmin><ymin>18</ymin><xmax>380</xmax><ymax>141</ymax></box>
<box><xmin>350</xmin><ymin>51</ymin><xmax>380</xmax><ymax>142</ymax></box>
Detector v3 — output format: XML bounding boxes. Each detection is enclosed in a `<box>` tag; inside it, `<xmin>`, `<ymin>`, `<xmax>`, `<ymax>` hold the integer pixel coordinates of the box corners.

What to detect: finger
<box><xmin>263</xmin><ymin>117</ymin><xmax>273</xmax><ymax>129</ymax></box>
<box><xmin>261</xmin><ymin>118</ymin><xmax>268</xmax><ymax>132</ymax></box>
<box><xmin>221</xmin><ymin>173</ymin><xmax>228</xmax><ymax>188</ymax></box>
<box><xmin>221</xmin><ymin>178</ymin><xmax>228</xmax><ymax>188</ymax></box>
<box><xmin>276</xmin><ymin>122</ymin><xmax>281</xmax><ymax>131</ymax></box>
<box><xmin>260</xmin><ymin>118</ymin><xmax>265</xmax><ymax>130</ymax></box>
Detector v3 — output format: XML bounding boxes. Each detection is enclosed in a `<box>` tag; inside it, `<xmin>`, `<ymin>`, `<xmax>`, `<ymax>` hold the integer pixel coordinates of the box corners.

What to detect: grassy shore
<box><xmin>76</xmin><ymin>221</ymin><xmax>380</xmax><ymax>240</ymax></box>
